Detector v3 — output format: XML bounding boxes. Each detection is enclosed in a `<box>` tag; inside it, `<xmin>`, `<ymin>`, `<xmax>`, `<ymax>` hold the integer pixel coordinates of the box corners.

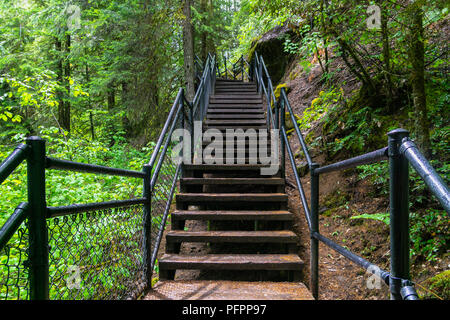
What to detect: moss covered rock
<box><xmin>248</xmin><ymin>25</ymin><xmax>295</xmax><ymax>85</ymax></box>
<box><xmin>421</xmin><ymin>270</ymin><xmax>450</xmax><ymax>300</ymax></box>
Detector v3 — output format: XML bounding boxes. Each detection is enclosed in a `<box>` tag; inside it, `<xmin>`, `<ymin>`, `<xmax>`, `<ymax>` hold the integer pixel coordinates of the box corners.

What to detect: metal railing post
<box><xmin>26</xmin><ymin>136</ymin><xmax>49</xmax><ymax>300</ymax></box>
<box><xmin>258</xmin><ymin>57</ymin><xmax>263</xmax><ymax>93</ymax></box>
<box><xmin>241</xmin><ymin>56</ymin><xmax>244</xmax><ymax>81</ymax></box>
<box><xmin>280</xmin><ymin>99</ymin><xmax>286</xmax><ymax>179</ymax></box>
<box><xmin>143</xmin><ymin>164</ymin><xmax>152</xmax><ymax>288</ymax></box>
<box><xmin>387</xmin><ymin>128</ymin><xmax>410</xmax><ymax>300</ymax></box>
<box><xmin>310</xmin><ymin>163</ymin><xmax>320</xmax><ymax>299</ymax></box>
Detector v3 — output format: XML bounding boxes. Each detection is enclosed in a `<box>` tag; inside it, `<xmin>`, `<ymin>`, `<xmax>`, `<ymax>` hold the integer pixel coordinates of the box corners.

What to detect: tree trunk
<box><xmin>200</xmin><ymin>0</ymin><xmax>208</xmax><ymax>62</ymax></box>
<box><xmin>321</xmin><ymin>0</ymin><xmax>329</xmax><ymax>75</ymax></box>
<box><xmin>182</xmin><ymin>0</ymin><xmax>196</xmax><ymax>101</ymax></box>
<box><xmin>407</xmin><ymin>2</ymin><xmax>431</xmax><ymax>157</ymax></box>
<box><xmin>206</xmin><ymin>0</ymin><xmax>216</xmax><ymax>56</ymax></box>
<box><xmin>379</xmin><ymin>1</ymin><xmax>394</xmax><ymax>113</ymax></box>
<box><xmin>107</xmin><ymin>83</ymin><xmax>115</xmax><ymax>110</ymax></box>
<box><xmin>55</xmin><ymin>36</ymin><xmax>65</xmax><ymax>132</ymax></box>
<box><xmin>60</xmin><ymin>32</ymin><xmax>71</xmax><ymax>133</ymax></box>
<box><xmin>85</xmin><ymin>62</ymin><xmax>95</xmax><ymax>140</ymax></box>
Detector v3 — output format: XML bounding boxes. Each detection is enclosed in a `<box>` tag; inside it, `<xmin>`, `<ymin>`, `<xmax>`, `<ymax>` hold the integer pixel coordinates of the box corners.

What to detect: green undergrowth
<box><xmin>1</xmin><ymin>128</ymin><xmax>157</xmax><ymax>227</ymax></box>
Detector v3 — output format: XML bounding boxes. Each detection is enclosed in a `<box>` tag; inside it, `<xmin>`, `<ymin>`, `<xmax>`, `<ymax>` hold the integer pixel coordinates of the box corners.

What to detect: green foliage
<box><xmin>350</xmin><ymin>212</ymin><xmax>390</xmax><ymax>225</ymax></box>
<box><xmin>298</xmin><ymin>88</ymin><xmax>346</xmax><ymax>131</ymax></box>
<box><xmin>0</xmin><ymin>131</ymin><xmax>154</xmax><ymax>227</ymax></box>
<box><xmin>410</xmin><ymin>209</ymin><xmax>449</xmax><ymax>262</ymax></box>
<box><xmin>421</xmin><ymin>270</ymin><xmax>450</xmax><ymax>300</ymax></box>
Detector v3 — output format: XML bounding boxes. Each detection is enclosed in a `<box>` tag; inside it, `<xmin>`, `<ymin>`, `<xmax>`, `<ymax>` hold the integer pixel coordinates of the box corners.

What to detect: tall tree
<box><xmin>407</xmin><ymin>1</ymin><xmax>431</xmax><ymax>157</ymax></box>
<box><xmin>182</xmin><ymin>0</ymin><xmax>196</xmax><ymax>101</ymax></box>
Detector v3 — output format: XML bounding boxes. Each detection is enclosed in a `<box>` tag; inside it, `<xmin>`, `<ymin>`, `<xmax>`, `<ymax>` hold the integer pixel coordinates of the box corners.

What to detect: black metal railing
<box><xmin>143</xmin><ymin>52</ymin><xmax>217</xmax><ymax>284</ymax></box>
<box><xmin>0</xmin><ymin>137</ymin><xmax>148</xmax><ymax>300</ymax></box>
<box><xmin>251</xmin><ymin>51</ymin><xmax>449</xmax><ymax>300</ymax></box>
<box><xmin>218</xmin><ymin>55</ymin><xmax>249</xmax><ymax>81</ymax></box>
<box><xmin>0</xmin><ymin>53</ymin><xmax>217</xmax><ymax>300</ymax></box>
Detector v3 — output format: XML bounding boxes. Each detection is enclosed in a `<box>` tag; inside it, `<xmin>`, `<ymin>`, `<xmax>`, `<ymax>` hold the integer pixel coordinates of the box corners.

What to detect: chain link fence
<box><xmin>0</xmin><ymin>220</ymin><xmax>29</xmax><ymax>300</ymax></box>
<box><xmin>47</xmin><ymin>204</ymin><xmax>145</xmax><ymax>300</ymax></box>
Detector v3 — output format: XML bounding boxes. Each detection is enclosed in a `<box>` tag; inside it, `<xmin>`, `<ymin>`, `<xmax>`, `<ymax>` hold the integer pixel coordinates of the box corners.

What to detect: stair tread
<box><xmin>181</xmin><ymin>177</ymin><xmax>284</xmax><ymax>185</ymax></box>
<box><xmin>184</xmin><ymin>164</ymin><xmax>270</xmax><ymax>170</ymax></box>
<box><xmin>210</xmin><ymin>95</ymin><xmax>262</xmax><ymax>99</ymax></box>
<box><xmin>214</xmin><ymin>89</ymin><xmax>257</xmax><ymax>93</ymax></box>
<box><xmin>177</xmin><ymin>193</ymin><xmax>287</xmax><ymax>201</ymax></box>
<box><xmin>209</xmin><ymin>100</ymin><xmax>263</xmax><ymax>104</ymax></box>
<box><xmin>171</xmin><ymin>210</ymin><xmax>292</xmax><ymax>221</ymax></box>
<box><xmin>144</xmin><ymin>280</ymin><xmax>314</xmax><ymax>300</ymax></box>
<box><xmin>206</xmin><ymin>114</ymin><xmax>265</xmax><ymax>119</ymax></box>
<box><xmin>207</xmin><ymin>109</ymin><xmax>264</xmax><ymax>113</ymax></box>
<box><xmin>208</xmin><ymin>104</ymin><xmax>263</xmax><ymax>108</ymax></box>
<box><xmin>166</xmin><ymin>230</ymin><xmax>297</xmax><ymax>243</ymax></box>
<box><xmin>204</xmin><ymin>125</ymin><xmax>267</xmax><ymax>130</ymax></box>
<box><xmin>205</xmin><ymin>119</ymin><xmax>266</xmax><ymax>124</ymax></box>
<box><xmin>159</xmin><ymin>254</ymin><xmax>304</xmax><ymax>270</ymax></box>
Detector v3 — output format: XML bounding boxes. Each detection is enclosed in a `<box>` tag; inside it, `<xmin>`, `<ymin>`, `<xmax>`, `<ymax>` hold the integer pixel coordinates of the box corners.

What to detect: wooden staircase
<box><xmin>152</xmin><ymin>79</ymin><xmax>312</xmax><ymax>300</ymax></box>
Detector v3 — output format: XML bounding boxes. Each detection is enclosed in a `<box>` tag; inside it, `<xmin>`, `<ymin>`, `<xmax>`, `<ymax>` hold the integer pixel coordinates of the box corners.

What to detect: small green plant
<box><xmin>350</xmin><ymin>212</ymin><xmax>390</xmax><ymax>225</ymax></box>
<box><xmin>410</xmin><ymin>209</ymin><xmax>449</xmax><ymax>262</ymax></box>
<box><xmin>283</xmin><ymin>38</ymin><xmax>299</xmax><ymax>55</ymax></box>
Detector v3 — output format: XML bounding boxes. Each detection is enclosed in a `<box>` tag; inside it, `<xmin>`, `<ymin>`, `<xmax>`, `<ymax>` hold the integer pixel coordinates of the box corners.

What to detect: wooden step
<box><xmin>204</xmin><ymin>125</ymin><xmax>268</xmax><ymax>131</ymax></box>
<box><xmin>215</xmin><ymin>84</ymin><xmax>250</xmax><ymax>87</ymax></box>
<box><xmin>202</xmin><ymin>138</ymin><xmax>272</xmax><ymax>145</ymax></box>
<box><xmin>171</xmin><ymin>210</ymin><xmax>293</xmax><ymax>221</ymax></box>
<box><xmin>183</xmin><ymin>164</ymin><xmax>271</xmax><ymax>172</ymax></box>
<box><xmin>215</xmin><ymin>85</ymin><xmax>257</xmax><ymax>90</ymax></box>
<box><xmin>215</xmin><ymin>79</ymin><xmax>249</xmax><ymax>83</ymax></box>
<box><xmin>181</xmin><ymin>177</ymin><xmax>284</xmax><ymax>185</ymax></box>
<box><xmin>176</xmin><ymin>193</ymin><xmax>288</xmax><ymax>203</ymax></box>
<box><xmin>209</xmin><ymin>99</ymin><xmax>263</xmax><ymax>104</ymax></box>
<box><xmin>207</xmin><ymin>109</ymin><xmax>264</xmax><ymax>114</ymax></box>
<box><xmin>210</xmin><ymin>95</ymin><xmax>261</xmax><ymax>100</ymax></box>
<box><xmin>206</xmin><ymin>114</ymin><xmax>265</xmax><ymax>119</ymax></box>
<box><xmin>166</xmin><ymin>230</ymin><xmax>298</xmax><ymax>244</ymax></box>
<box><xmin>205</xmin><ymin>119</ymin><xmax>266</xmax><ymax>125</ymax></box>
<box><xmin>159</xmin><ymin>254</ymin><xmax>304</xmax><ymax>271</ymax></box>
<box><xmin>200</xmin><ymin>159</ymin><xmax>276</xmax><ymax>165</ymax></box>
<box><xmin>214</xmin><ymin>89</ymin><xmax>257</xmax><ymax>93</ymax></box>
<box><xmin>144</xmin><ymin>280</ymin><xmax>314</xmax><ymax>300</ymax></box>
<box><xmin>207</xmin><ymin>105</ymin><xmax>263</xmax><ymax>110</ymax></box>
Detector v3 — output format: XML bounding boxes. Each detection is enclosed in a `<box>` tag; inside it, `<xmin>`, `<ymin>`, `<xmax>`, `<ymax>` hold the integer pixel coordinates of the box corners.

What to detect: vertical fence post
<box><xmin>224</xmin><ymin>55</ymin><xmax>227</xmax><ymax>79</ymax></box>
<box><xmin>310</xmin><ymin>163</ymin><xmax>320</xmax><ymax>299</ymax></box>
<box><xmin>387</xmin><ymin>128</ymin><xmax>410</xmax><ymax>300</ymax></box>
<box><xmin>275</xmin><ymin>99</ymin><xmax>279</xmax><ymax>130</ymax></box>
<box><xmin>280</xmin><ymin>98</ymin><xmax>286</xmax><ymax>179</ymax></box>
<box><xmin>258</xmin><ymin>56</ymin><xmax>263</xmax><ymax>93</ymax></box>
<box><xmin>26</xmin><ymin>136</ymin><xmax>49</xmax><ymax>300</ymax></box>
<box><xmin>143</xmin><ymin>164</ymin><xmax>152</xmax><ymax>288</ymax></box>
<box><xmin>241</xmin><ymin>56</ymin><xmax>244</xmax><ymax>81</ymax></box>
<box><xmin>187</xmin><ymin>96</ymin><xmax>195</xmax><ymax>164</ymax></box>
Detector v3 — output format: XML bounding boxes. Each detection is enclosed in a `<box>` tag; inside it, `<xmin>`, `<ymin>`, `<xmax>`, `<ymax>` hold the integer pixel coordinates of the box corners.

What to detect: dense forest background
<box><xmin>0</xmin><ymin>0</ymin><xmax>449</xmax><ymax>299</ymax></box>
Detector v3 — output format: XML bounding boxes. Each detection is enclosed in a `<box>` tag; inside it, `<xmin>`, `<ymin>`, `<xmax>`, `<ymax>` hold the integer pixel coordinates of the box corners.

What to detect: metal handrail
<box><xmin>147</xmin><ymin>52</ymin><xmax>218</xmax><ymax>273</ymax></box>
<box><xmin>0</xmin><ymin>143</ymin><xmax>29</xmax><ymax>184</ymax></box>
<box><xmin>46</xmin><ymin>157</ymin><xmax>146</xmax><ymax>179</ymax></box>
<box><xmin>400</xmin><ymin>138</ymin><xmax>450</xmax><ymax>213</ymax></box>
<box><xmin>0</xmin><ymin>202</ymin><xmax>29</xmax><ymax>250</ymax></box>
